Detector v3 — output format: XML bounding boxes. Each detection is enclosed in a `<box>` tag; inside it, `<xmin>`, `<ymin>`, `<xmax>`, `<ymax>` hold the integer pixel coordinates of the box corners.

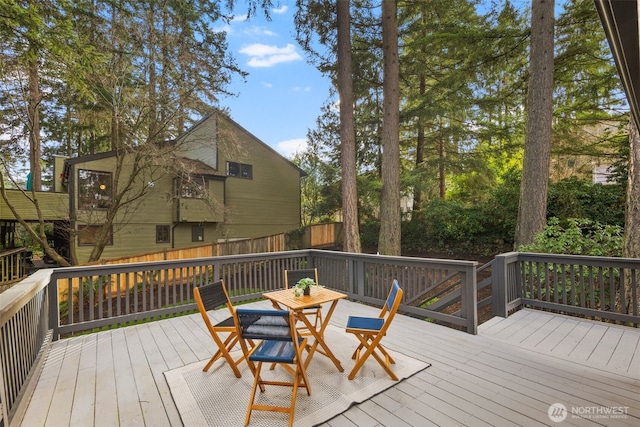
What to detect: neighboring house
<box><xmin>549</xmin><ymin>121</ymin><xmax>622</xmax><ymax>184</ymax></box>
<box><xmin>2</xmin><ymin>111</ymin><xmax>305</xmax><ymax>264</ymax></box>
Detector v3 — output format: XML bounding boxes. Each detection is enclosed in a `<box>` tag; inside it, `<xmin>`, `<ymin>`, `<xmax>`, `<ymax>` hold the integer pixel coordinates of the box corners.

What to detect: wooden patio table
<box><xmin>262</xmin><ymin>287</ymin><xmax>347</xmax><ymax>372</ymax></box>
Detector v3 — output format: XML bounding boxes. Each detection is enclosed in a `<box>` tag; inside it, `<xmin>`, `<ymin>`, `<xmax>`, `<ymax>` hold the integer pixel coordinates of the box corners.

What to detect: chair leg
<box><xmin>348</xmin><ymin>334</ymin><xmax>398</xmax><ymax>381</ymax></box>
<box><xmin>244</xmin><ymin>361</ymin><xmax>263</xmax><ymax>426</ymax></box>
<box><xmin>289</xmin><ymin>370</ymin><xmax>299</xmax><ymax>427</ymax></box>
<box><xmin>314</xmin><ymin>309</ymin><xmax>323</xmax><ymax>329</ymax></box>
<box><xmin>368</xmin><ymin>345</ymin><xmax>398</xmax><ymax>381</ymax></box>
<box><xmin>204</xmin><ymin>334</ymin><xmax>242</xmax><ymax>378</ymax></box>
<box><xmin>351</xmin><ymin>342</ymin><xmax>365</xmax><ymax>359</ymax></box>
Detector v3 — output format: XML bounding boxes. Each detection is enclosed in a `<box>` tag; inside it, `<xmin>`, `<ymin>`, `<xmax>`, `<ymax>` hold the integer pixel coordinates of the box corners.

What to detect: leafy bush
<box><xmin>518</xmin><ymin>217</ymin><xmax>623</xmax><ymax>256</ymax></box>
<box><xmin>359</xmin><ymin>220</ymin><xmax>380</xmax><ymax>247</ymax></box>
<box><xmin>547</xmin><ymin>177</ymin><xmax>625</xmax><ymax>227</ymax></box>
<box><xmin>479</xmin><ymin>167</ymin><xmax>521</xmax><ymax>246</ymax></box>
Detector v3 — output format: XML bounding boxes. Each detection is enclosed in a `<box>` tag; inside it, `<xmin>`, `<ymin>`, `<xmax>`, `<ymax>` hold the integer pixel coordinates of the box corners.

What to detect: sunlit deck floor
<box><xmin>21</xmin><ymin>301</ymin><xmax>640</xmax><ymax>427</ymax></box>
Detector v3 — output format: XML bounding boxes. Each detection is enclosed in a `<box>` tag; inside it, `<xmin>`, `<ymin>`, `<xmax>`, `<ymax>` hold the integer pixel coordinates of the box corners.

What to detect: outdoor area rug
<box><xmin>164</xmin><ymin>325</ymin><xmax>430</xmax><ymax>427</ymax></box>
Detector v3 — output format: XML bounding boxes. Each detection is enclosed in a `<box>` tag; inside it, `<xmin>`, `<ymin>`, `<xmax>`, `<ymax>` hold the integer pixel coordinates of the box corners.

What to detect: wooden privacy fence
<box><xmin>54</xmin><ymin>223</ymin><xmax>342</xmax><ymax>312</ymax></box>
<box><xmin>87</xmin><ymin>222</ymin><xmax>342</xmax><ymax>267</ymax></box>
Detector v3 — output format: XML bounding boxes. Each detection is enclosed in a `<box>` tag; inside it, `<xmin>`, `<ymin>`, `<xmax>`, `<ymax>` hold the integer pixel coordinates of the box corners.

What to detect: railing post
<box><xmin>492</xmin><ymin>254</ymin><xmax>509</xmax><ymax>318</ymax></box>
<box><xmin>347</xmin><ymin>257</ymin><xmax>366</xmax><ymax>297</ymax></box>
<box><xmin>461</xmin><ymin>264</ymin><xmax>478</xmax><ymax>334</ymax></box>
<box><xmin>48</xmin><ymin>273</ymin><xmax>60</xmax><ymax>341</ymax></box>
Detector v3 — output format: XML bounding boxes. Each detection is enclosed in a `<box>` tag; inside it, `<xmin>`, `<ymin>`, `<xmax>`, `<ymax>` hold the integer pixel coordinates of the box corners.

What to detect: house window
<box><xmin>226</xmin><ymin>161</ymin><xmax>252</xmax><ymax>179</ymax></box>
<box><xmin>192</xmin><ymin>224</ymin><xmax>204</xmax><ymax>242</ymax></box>
<box><xmin>78</xmin><ymin>169</ymin><xmax>112</xmax><ymax>210</ymax></box>
<box><xmin>177</xmin><ymin>176</ymin><xmax>207</xmax><ymax>199</ymax></box>
<box><xmin>156</xmin><ymin>225</ymin><xmax>170</xmax><ymax>243</ymax></box>
<box><xmin>78</xmin><ymin>225</ymin><xmax>113</xmax><ymax>246</ymax></box>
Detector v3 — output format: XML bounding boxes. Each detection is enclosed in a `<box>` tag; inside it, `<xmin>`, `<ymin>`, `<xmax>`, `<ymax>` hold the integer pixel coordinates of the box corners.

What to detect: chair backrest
<box><xmin>284</xmin><ymin>268</ymin><xmax>319</xmax><ymax>289</ymax></box>
<box><xmin>381</xmin><ymin>280</ymin><xmax>403</xmax><ymax>321</ymax></box>
<box><xmin>236</xmin><ymin>309</ymin><xmax>295</xmax><ymax>341</ymax></box>
<box><xmin>385</xmin><ymin>280</ymin><xmax>402</xmax><ymax>312</ymax></box>
<box><xmin>194</xmin><ymin>280</ymin><xmax>233</xmax><ymax>313</ymax></box>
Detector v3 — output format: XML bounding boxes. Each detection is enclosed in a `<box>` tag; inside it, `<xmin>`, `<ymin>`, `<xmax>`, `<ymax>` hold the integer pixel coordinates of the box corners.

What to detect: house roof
<box><xmin>595</xmin><ymin>0</ymin><xmax>640</xmax><ymax>128</ymax></box>
<box><xmin>180</xmin><ymin>110</ymin><xmax>308</xmax><ymax>178</ymax></box>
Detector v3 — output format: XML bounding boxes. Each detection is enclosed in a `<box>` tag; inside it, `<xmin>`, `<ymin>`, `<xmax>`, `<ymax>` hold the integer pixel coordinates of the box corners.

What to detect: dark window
<box><xmin>156</xmin><ymin>225</ymin><xmax>170</xmax><ymax>243</ymax></box>
<box><xmin>226</xmin><ymin>161</ymin><xmax>252</xmax><ymax>179</ymax></box>
<box><xmin>192</xmin><ymin>224</ymin><xmax>204</xmax><ymax>242</ymax></box>
<box><xmin>78</xmin><ymin>170</ymin><xmax>112</xmax><ymax>210</ymax></box>
<box><xmin>177</xmin><ymin>176</ymin><xmax>207</xmax><ymax>199</ymax></box>
<box><xmin>78</xmin><ymin>225</ymin><xmax>113</xmax><ymax>246</ymax></box>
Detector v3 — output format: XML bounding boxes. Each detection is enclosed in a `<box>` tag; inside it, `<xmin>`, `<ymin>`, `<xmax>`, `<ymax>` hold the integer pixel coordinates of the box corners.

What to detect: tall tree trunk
<box><xmin>623</xmin><ymin>114</ymin><xmax>639</xmax><ymax>316</ymax></box>
<box><xmin>379</xmin><ymin>0</ymin><xmax>401</xmax><ymax>256</ymax></box>
<box><xmin>514</xmin><ymin>0</ymin><xmax>555</xmax><ymax>249</ymax></box>
<box><xmin>438</xmin><ymin>126</ymin><xmax>445</xmax><ymax>199</ymax></box>
<box><xmin>27</xmin><ymin>41</ymin><xmax>42</xmax><ymax>191</ymax></box>
<box><xmin>27</xmin><ymin>1</ymin><xmax>42</xmax><ymax>191</ymax></box>
<box><xmin>337</xmin><ymin>0</ymin><xmax>361</xmax><ymax>253</ymax></box>
<box><xmin>412</xmin><ymin>75</ymin><xmax>426</xmax><ymax>213</ymax></box>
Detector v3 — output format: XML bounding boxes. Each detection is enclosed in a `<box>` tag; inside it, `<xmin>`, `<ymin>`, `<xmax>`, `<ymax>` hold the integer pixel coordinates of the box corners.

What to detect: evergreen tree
<box><xmin>515</xmin><ymin>0</ymin><xmax>555</xmax><ymax>248</ymax></box>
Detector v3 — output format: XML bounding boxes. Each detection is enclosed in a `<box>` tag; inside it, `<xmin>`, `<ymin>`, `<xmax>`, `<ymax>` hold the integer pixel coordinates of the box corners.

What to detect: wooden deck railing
<box><xmin>493</xmin><ymin>252</ymin><xmax>640</xmax><ymax>327</ymax></box>
<box><xmin>3</xmin><ymin>249</ymin><xmax>639</xmax><ymax>427</ymax></box>
<box><xmin>0</xmin><ymin>269</ymin><xmax>52</xmax><ymax>427</ymax></box>
<box><xmin>0</xmin><ymin>249</ymin><xmax>477</xmax><ymax>426</ymax></box>
<box><xmin>0</xmin><ymin>248</ymin><xmax>29</xmax><ymax>289</ymax></box>
<box><xmin>47</xmin><ymin>249</ymin><xmax>478</xmax><ymax>339</ymax></box>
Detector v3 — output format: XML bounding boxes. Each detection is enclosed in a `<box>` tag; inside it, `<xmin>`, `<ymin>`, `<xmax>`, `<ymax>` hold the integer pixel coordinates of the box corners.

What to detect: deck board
<box><xmin>20</xmin><ymin>304</ymin><xmax>640</xmax><ymax>427</ymax></box>
<box><xmin>69</xmin><ymin>334</ymin><xmax>97</xmax><ymax>426</ymax></box>
<box><xmin>94</xmin><ymin>332</ymin><xmax>120</xmax><ymax>427</ymax></box>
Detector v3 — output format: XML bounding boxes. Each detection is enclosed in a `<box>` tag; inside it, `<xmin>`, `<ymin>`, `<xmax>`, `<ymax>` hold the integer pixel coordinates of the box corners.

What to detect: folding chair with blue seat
<box><xmin>236</xmin><ymin>308</ymin><xmax>310</xmax><ymax>427</ymax></box>
<box><xmin>345</xmin><ymin>280</ymin><xmax>404</xmax><ymax>380</ymax></box>
<box><xmin>193</xmin><ymin>279</ymin><xmax>249</xmax><ymax>378</ymax></box>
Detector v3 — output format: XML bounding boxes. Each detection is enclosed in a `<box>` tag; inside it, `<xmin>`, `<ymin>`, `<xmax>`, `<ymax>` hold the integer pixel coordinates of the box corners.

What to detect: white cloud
<box><xmin>231</xmin><ymin>15</ymin><xmax>248</xmax><ymax>23</ymax></box>
<box><xmin>276</xmin><ymin>138</ymin><xmax>307</xmax><ymax>157</ymax></box>
<box><xmin>245</xmin><ymin>25</ymin><xmax>276</xmax><ymax>37</ymax></box>
<box><xmin>262</xmin><ymin>82</ymin><xmax>273</xmax><ymax>88</ymax></box>
<box><xmin>273</xmin><ymin>6</ymin><xmax>288</xmax><ymax>14</ymax></box>
<box><xmin>239</xmin><ymin>43</ymin><xmax>301</xmax><ymax>68</ymax></box>
<box><xmin>293</xmin><ymin>86</ymin><xmax>312</xmax><ymax>93</ymax></box>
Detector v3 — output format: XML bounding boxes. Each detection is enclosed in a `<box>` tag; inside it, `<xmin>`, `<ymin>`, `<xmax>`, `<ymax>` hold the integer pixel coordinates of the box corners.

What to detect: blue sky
<box><xmin>218</xmin><ymin>4</ymin><xmax>331</xmax><ymax>158</ymax></box>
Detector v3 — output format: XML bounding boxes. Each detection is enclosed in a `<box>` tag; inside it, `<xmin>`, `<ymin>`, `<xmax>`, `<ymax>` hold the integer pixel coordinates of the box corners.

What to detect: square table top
<box><xmin>263</xmin><ymin>287</ymin><xmax>347</xmax><ymax>310</ymax></box>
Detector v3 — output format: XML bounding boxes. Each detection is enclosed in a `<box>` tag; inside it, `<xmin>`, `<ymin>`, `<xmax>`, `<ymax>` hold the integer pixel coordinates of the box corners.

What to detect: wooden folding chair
<box><xmin>193</xmin><ymin>279</ymin><xmax>249</xmax><ymax>378</ymax></box>
<box><xmin>345</xmin><ymin>280</ymin><xmax>403</xmax><ymax>380</ymax></box>
<box><xmin>236</xmin><ymin>308</ymin><xmax>310</xmax><ymax>427</ymax></box>
<box><xmin>284</xmin><ymin>268</ymin><xmax>323</xmax><ymax>331</ymax></box>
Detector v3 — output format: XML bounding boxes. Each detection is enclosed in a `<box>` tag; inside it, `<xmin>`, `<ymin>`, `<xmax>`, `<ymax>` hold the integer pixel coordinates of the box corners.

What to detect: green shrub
<box><xmin>359</xmin><ymin>220</ymin><xmax>380</xmax><ymax>247</ymax></box>
<box><xmin>518</xmin><ymin>217</ymin><xmax>623</xmax><ymax>256</ymax></box>
<box><xmin>548</xmin><ymin>177</ymin><xmax>625</xmax><ymax>227</ymax></box>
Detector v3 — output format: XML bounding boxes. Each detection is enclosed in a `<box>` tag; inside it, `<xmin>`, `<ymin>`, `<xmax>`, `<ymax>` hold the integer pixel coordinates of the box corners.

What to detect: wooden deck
<box><xmin>21</xmin><ymin>302</ymin><xmax>640</xmax><ymax>426</ymax></box>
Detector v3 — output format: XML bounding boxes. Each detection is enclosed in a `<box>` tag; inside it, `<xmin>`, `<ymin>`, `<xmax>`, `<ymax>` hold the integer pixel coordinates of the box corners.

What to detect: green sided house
<box><xmin>2</xmin><ymin>111</ymin><xmax>305</xmax><ymax>265</ymax></box>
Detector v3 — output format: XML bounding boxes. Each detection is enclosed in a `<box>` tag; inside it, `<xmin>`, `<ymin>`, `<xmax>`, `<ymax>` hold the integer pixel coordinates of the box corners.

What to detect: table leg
<box><xmin>297</xmin><ymin>300</ymin><xmax>344</xmax><ymax>372</ymax></box>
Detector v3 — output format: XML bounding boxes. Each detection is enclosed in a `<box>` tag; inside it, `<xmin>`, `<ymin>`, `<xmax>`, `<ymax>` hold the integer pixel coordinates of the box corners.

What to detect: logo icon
<box><xmin>548</xmin><ymin>403</ymin><xmax>568</xmax><ymax>422</ymax></box>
